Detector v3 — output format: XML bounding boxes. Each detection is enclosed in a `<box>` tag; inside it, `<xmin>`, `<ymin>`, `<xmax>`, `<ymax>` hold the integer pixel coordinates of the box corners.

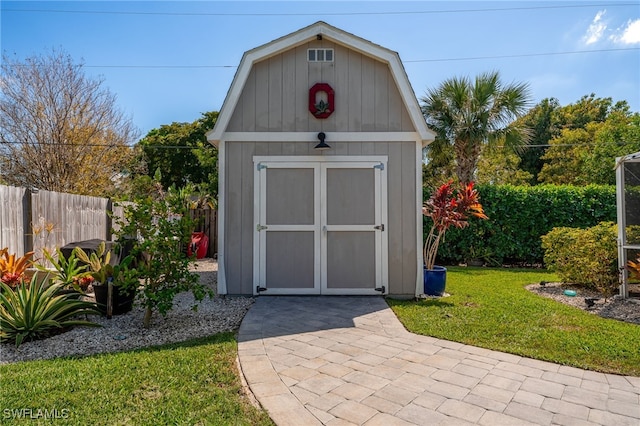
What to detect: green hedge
<box><xmin>428</xmin><ymin>184</ymin><xmax>617</xmax><ymax>265</ymax></box>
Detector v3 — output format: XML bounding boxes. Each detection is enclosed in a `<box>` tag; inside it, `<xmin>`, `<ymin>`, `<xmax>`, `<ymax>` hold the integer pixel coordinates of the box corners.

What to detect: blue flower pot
<box><xmin>424</xmin><ymin>266</ymin><xmax>447</xmax><ymax>296</ymax></box>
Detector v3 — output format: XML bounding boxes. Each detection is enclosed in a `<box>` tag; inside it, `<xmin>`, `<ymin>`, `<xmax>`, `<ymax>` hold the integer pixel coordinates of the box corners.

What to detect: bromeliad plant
<box><xmin>0</xmin><ymin>248</ymin><xmax>35</xmax><ymax>289</ymax></box>
<box><xmin>75</xmin><ymin>242</ymin><xmax>139</xmax><ymax>317</ymax></box>
<box><xmin>36</xmin><ymin>248</ymin><xmax>90</xmax><ymax>291</ymax></box>
<box><xmin>0</xmin><ymin>274</ymin><xmax>101</xmax><ymax>347</ymax></box>
<box><xmin>422</xmin><ymin>180</ymin><xmax>488</xmax><ymax>270</ymax></box>
<box><xmin>75</xmin><ymin>242</ymin><xmax>113</xmax><ymax>284</ymax></box>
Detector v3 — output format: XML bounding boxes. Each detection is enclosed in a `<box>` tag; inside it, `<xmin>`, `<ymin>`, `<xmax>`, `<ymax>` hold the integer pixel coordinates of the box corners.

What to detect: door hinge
<box><xmin>257</xmin><ymin>163</ymin><xmax>268</xmax><ymax>171</ymax></box>
<box><xmin>373</xmin><ymin>163</ymin><xmax>384</xmax><ymax>170</ymax></box>
<box><xmin>256</xmin><ymin>286</ymin><xmax>267</xmax><ymax>293</ymax></box>
<box><xmin>256</xmin><ymin>224</ymin><xmax>268</xmax><ymax>231</ymax></box>
<box><xmin>374</xmin><ymin>224</ymin><xmax>385</xmax><ymax>231</ymax></box>
<box><xmin>375</xmin><ymin>286</ymin><xmax>386</xmax><ymax>293</ymax></box>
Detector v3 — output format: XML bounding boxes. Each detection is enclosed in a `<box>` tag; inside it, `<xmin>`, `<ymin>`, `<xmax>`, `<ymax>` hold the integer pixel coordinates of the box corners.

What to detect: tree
<box><xmin>554</xmin><ymin>93</ymin><xmax>612</xmax><ymax>130</ymax></box>
<box><xmin>476</xmin><ymin>144</ymin><xmax>533</xmax><ymax>186</ymax></box>
<box><xmin>422</xmin><ymin>137</ymin><xmax>456</xmax><ymax>191</ymax></box>
<box><xmin>586</xmin><ymin>111</ymin><xmax>640</xmax><ymax>184</ymax></box>
<box><xmin>137</xmin><ymin>111</ymin><xmax>218</xmax><ymax>199</ymax></box>
<box><xmin>514</xmin><ymin>98</ymin><xmax>561</xmax><ymax>183</ymax></box>
<box><xmin>113</xmin><ymin>181</ymin><xmax>212</xmax><ymax>328</ymax></box>
<box><xmin>0</xmin><ymin>50</ymin><xmax>138</xmax><ymax>196</ymax></box>
<box><xmin>538</xmin><ymin>96</ymin><xmax>640</xmax><ymax>185</ymax></box>
<box><xmin>421</xmin><ymin>71</ymin><xmax>531</xmax><ymax>184</ymax></box>
<box><xmin>538</xmin><ymin>127</ymin><xmax>593</xmax><ymax>185</ymax></box>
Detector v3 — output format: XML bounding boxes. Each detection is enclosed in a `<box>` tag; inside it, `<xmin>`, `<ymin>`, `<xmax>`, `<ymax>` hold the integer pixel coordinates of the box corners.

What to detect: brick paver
<box><xmin>237</xmin><ymin>297</ymin><xmax>640</xmax><ymax>425</ymax></box>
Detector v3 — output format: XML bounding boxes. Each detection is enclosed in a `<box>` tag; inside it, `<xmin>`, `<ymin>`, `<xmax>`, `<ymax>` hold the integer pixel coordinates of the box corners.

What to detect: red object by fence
<box><xmin>188</xmin><ymin>232</ymin><xmax>209</xmax><ymax>259</ymax></box>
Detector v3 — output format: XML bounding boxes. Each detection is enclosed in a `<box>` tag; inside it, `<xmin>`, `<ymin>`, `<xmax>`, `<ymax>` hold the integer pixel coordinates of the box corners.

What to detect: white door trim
<box><xmin>254</xmin><ymin>155</ymin><xmax>388</xmax><ymax>163</ymax></box>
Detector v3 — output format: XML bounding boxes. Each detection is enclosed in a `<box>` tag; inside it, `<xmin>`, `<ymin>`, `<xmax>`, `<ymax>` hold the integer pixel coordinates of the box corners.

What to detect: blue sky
<box><xmin>2</xmin><ymin>1</ymin><xmax>639</xmax><ymax>138</ymax></box>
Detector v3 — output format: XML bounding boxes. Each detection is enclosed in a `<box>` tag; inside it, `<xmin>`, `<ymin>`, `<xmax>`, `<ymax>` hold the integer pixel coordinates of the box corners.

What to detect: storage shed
<box><xmin>207</xmin><ymin>22</ymin><xmax>435</xmax><ymax>297</ymax></box>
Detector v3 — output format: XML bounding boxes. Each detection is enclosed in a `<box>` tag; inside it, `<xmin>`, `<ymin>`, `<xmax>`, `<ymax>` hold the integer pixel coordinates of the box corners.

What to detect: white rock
<box><xmin>0</xmin><ymin>259</ymin><xmax>254</xmax><ymax>364</ymax></box>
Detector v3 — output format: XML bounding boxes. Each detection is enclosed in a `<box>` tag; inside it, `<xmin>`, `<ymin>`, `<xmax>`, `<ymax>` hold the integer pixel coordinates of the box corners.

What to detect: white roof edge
<box><xmin>614</xmin><ymin>150</ymin><xmax>640</xmax><ymax>169</ymax></box>
<box><xmin>624</xmin><ymin>150</ymin><xmax>640</xmax><ymax>160</ymax></box>
<box><xmin>207</xmin><ymin>21</ymin><xmax>435</xmax><ymax>144</ymax></box>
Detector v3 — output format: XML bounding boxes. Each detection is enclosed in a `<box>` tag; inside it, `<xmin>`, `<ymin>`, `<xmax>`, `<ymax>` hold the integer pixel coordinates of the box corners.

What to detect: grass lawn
<box><xmin>0</xmin><ymin>333</ymin><xmax>274</xmax><ymax>425</ymax></box>
<box><xmin>388</xmin><ymin>267</ymin><xmax>640</xmax><ymax>377</ymax></box>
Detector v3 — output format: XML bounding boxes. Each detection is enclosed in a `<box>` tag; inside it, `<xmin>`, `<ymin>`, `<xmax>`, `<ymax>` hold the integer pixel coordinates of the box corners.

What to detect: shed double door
<box><xmin>254</xmin><ymin>157</ymin><xmax>387</xmax><ymax>295</ymax></box>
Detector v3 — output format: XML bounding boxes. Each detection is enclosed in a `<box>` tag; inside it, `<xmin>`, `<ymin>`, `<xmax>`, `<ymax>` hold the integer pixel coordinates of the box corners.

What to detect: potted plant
<box><xmin>75</xmin><ymin>242</ymin><xmax>138</xmax><ymax>318</ymax></box>
<box><xmin>422</xmin><ymin>180</ymin><xmax>488</xmax><ymax>296</ymax></box>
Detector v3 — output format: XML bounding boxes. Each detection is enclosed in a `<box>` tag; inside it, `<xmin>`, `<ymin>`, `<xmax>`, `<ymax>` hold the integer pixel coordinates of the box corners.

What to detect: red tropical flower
<box><xmin>1</xmin><ymin>272</ymin><xmax>22</xmax><ymax>289</ymax></box>
<box><xmin>423</xmin><ymin>180</ymin><xmax>488</xmax><ymax>270</ymax></box>
<box><xmin>73</xmin><ymin>275</ymin><xmax>95</xmax><ymax>292</ymax></box>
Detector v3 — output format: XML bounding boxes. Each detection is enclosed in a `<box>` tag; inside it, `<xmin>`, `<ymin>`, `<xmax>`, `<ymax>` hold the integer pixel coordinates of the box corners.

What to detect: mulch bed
<box><xmin>526</xmin><ymin>281</ymin><xmax>640</xmax><ymax>325</ymax></box>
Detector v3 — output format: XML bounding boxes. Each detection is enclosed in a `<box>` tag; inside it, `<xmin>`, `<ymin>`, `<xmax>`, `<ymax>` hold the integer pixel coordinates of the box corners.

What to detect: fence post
<box><xmin>23</xmin><ymin>189</ymin><xmax>33</xmax><ymax>255</ymax></box>
<box><xmin>106</xmin><ymin>198</ymin><xmax>113</xmax><ymax>241</ymax></box>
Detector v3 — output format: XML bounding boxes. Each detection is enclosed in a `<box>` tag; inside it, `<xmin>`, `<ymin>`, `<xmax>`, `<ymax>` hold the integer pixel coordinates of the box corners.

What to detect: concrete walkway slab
<box><xmin>237</xmin><ymin>297</ymin><xmax>640</xmax><ymax>425</ymax></box>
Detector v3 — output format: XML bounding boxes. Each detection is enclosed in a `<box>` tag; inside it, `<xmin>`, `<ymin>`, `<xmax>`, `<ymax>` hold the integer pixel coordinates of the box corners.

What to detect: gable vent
<box><xmin>308</xmin><ymin>48</ymin><xmax>333</xmax><ymax>62</ymax></box>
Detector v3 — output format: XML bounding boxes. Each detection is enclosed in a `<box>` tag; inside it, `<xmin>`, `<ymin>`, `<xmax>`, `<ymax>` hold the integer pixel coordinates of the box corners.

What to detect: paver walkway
<box><xmin>237</xmin><ymin>296</ymin><xmax>640</xmax><ymax>426</ymax></box>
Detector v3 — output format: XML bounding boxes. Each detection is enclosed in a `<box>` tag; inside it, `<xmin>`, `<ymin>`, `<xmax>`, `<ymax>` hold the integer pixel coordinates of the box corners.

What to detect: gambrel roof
<box><xmin>207</xmin><ymin>21</ymin><xmax>435</xmax><ymax>145</ymax></box>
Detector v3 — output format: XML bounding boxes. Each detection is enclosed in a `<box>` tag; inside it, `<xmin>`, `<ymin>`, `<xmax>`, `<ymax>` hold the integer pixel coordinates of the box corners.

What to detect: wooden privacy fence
<box><xmin>0</xmin><ymin>185</ymin><xmax>218</xmax><ymax>259</ymax></box>
<box><xmin>1</xmin><ymin>185</ymin><xmax>112</xmax><ymax>259</ymax></box>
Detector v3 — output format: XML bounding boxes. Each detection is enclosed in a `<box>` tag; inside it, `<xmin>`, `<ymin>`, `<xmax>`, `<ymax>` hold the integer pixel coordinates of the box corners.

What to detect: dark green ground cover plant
<box><xmin>388</xmin><ymin>267</ymin><xmax>640</xmax><ymax>376</ymax></box>
<box><xmin>0</xmin><ymin>333</ymin><xmax>274</xmax><ymax>425</ymax></box>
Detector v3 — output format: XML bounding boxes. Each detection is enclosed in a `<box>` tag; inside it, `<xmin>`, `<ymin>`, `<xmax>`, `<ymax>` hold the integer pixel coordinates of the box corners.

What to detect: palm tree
<box><xmin>421</xmin><ymin>71</ymin><xmax>531</xmax><ymax>184</ymax></box>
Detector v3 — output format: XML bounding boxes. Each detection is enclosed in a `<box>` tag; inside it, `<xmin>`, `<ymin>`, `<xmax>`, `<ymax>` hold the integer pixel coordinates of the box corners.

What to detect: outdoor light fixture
<box><xmin>314</xmin><ymin>132</ymin><xmax>330</xmax><ymax>150</ymax></box>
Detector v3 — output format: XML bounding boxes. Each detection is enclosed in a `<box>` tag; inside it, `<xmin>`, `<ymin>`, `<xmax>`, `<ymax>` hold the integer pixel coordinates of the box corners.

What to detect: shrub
<box><xmin>431</xmin><ymin>184</ymin><xmax>617</xmax><ymax>265</ymax></box>
<box><xmin>541</xmin><ymin>222</ymin><xmax>619</xmax><ymax>297</ymax></box>
<box><xmin>0</xmin><ymin>274</ymin><xmax>101</xmax><ymax>347</ymax></box>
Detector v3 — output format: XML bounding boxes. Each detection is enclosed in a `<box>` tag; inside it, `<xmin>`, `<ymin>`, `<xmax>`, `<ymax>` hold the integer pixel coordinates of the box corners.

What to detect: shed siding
<box><xmin>227</xmin><ymin>41</ymin><xmax>413</xmax><ymax>134</ymax></box>
<box><xmin>224</xmin><ymin>141</ymin><xmax>417</xmax><ymax>296</ymax></box>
